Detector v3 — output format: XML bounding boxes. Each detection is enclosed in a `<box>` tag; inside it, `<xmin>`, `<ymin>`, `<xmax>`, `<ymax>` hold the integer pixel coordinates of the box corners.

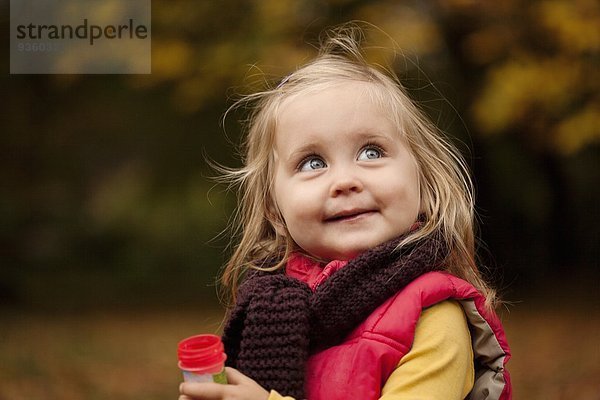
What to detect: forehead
<box><xmin>277</xmin><ymin>80</ymin><xmax>391</xmax><ymax>116</ymax></box>
<box><xmin>270</xmin><ymin>84</ymin><xmax>410</xmax><ymax>175</ymax></box>
<box><xmin>274</xmin><ymin>81</ymin><xmax>398</xmax><ymax>145</ymax></box>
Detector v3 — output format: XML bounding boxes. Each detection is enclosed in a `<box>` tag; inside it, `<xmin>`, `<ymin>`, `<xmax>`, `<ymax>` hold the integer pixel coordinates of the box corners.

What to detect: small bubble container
<box><xmin>178</xmin><ymin>334</ymin><xmax>228</xmax><ymax>384</ymax></box>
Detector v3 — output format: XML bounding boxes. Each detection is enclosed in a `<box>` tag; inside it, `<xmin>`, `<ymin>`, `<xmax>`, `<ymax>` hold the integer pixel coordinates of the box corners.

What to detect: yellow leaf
<box><xmin>554</xmin><ymin>102</ymin><xmax>600</xmax><ymax>155</ymax></box>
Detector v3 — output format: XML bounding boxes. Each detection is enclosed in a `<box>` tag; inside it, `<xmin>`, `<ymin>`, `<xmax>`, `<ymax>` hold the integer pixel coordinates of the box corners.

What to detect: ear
<box><xmin>417</xmin><ymin>174</ymin><xmax>427</xmax><ymax>214</ymax></box>
<box><xmin>266</xmin><ymin>200</ymin><xmax>287</xmax><ymax>237</ymax></box>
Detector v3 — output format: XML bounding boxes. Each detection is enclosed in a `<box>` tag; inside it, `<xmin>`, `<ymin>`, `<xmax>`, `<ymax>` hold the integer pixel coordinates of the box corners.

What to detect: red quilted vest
<box><xmin>287</xmin><ymin>256</ymin><xmax>512</xmax><ymax>400</ymax></box>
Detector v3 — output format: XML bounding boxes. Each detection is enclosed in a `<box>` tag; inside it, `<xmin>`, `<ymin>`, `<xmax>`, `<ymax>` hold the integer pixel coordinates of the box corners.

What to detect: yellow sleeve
<box><xmin>267</xmin><ymin>390</ymin><xmax>295</xmax><ymax>400</ymax></box>
<box><xmin>380</xmin><ymin>300</ymin><xmax>474</xmax><ymax>400</ymax></box>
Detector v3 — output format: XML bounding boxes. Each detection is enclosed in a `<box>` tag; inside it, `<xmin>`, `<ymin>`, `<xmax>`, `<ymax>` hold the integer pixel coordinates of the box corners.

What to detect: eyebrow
<box><xmin>357</xmin><ymin>132</ymin><xmax>395</xmax><ymax>143</ymax></box>
<box><xmin>287</xmin><ymin>143</ymin><xmax>320</xmax><ymax>161</ymax></box>
<box><xmin>280</xmin><ymin>144</ymin><xmax>323</xmax><ymax>170</ymax></box>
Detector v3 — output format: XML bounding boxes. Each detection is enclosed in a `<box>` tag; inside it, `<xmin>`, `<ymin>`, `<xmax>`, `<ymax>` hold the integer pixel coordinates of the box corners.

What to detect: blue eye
<box><xmin>299</xmin><ymin>156</ymin><xmax>327</xmax><ymax>171</ymax></box>
<box><xmin>358</xmin><ymin>146</ymin><xmax>383</xmax><ymax>161</ymax></box>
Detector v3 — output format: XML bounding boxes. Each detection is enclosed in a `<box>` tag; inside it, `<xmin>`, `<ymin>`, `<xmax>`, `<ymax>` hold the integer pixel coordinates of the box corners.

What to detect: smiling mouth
<box><xmin>324</xmin><ymin>209</ymin><xmax>377</xmax><ymax>222</ymax></box>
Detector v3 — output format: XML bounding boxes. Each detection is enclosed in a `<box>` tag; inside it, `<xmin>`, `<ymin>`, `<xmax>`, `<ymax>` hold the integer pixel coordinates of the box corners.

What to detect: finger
<box><xmin>225</xmin><ymin>366</ymin><xmax>256</xmax><ymax>385</ymax></box>
<box><xmin>179</xmin><ymin>396</ymin><xmax>193</xmax><ymax>400</ymax></box>
<box><xmin>180</xmin><ymin>382</ymin><xmax>227</xmax><ymax>399</ymax></box>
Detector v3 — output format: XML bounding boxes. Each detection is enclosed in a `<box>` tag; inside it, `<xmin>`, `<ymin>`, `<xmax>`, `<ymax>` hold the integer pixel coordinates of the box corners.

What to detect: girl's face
<box><xmin>272</xmin><ymin>81</ymin><xmax>421</xmax><ymax>261</ymax></box>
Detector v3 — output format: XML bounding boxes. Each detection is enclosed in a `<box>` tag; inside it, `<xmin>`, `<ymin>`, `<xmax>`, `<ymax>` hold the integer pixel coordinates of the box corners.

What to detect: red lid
<box><xmin>177</xmin><ymin>334</ymin><xmax>227</xmax><ymax>371</ymax></box>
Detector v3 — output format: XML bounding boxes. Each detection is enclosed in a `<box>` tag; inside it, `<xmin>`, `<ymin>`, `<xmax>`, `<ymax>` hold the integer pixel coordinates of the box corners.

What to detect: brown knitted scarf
<box><xmin>222</xmin><ymin>232</ymin><xmax>447</xmax><ymax>399</ymax></box>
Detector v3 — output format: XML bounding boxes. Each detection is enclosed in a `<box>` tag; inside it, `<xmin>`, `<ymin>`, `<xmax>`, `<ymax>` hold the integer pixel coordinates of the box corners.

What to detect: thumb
<box><xmin>224</xmin><ymin>367</ymin><xmax>256</xmax><ymax>385</ymax></box>
<box><xmin>223</xmin><ymin>367</ymin><xmax>270</xmax><ymax>400</ymax></box>
<box><xmin>179</xmin><ymin>382</ymin><xmax>226</xmax><ymax>399</ymax></box>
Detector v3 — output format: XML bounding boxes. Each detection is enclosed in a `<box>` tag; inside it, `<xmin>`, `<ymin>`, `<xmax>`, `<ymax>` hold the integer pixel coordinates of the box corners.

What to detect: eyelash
<box><xmin>295</xmin><ymin>142</ymin><xmax>387</xmax><ymax>171</ymax></box>
<box><xmin>296</xmin><ymin>153</ymin><xmax>324</xmax><ymax>171</ymax></box>
<box><xmin>360</xmin><ymin>142</ymin><xmax>386</xmax><ymax>158</ymax></box>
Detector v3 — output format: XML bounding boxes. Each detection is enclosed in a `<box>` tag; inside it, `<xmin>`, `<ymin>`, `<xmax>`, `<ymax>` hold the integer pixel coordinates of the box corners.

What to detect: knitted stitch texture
<box><xmin>222</xmin><ymin>232</ymin><xmax>447</xmax><ymax>399</ymax></box>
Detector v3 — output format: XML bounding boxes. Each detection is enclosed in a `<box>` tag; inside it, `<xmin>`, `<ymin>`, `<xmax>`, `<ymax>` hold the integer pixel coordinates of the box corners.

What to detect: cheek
<box><xmin>273</xmin><ymin>182</ymin><xmax>300</xmax><ymax>226</ymax></box>
<box><xmin>417</xmin><ymin>183</ymin><xmax>425</xmax><ymax>214</ymax></box>
<box><xmin>271</xmin><ymin>174</ymin><xmax>291</xmax><ymax>231</ymax></box>
<box><xmin>410</xmin><ymin>174</ymin><xmax>421</xmax><ymax>210</ymax></box>
<box><xmin>410</xmin><ymin>184</ymin><xmax>422</xmax><ymax>217</ymax></box>
<box><xmin>277</xmin><ymin>191</ymin><xmax>309</xmax><ymax>222</ymax></box>
<box><xmin>274</xmin><ymin>188</ymin><xmax>321</xmax><ymax>240</ymax></box>
<box><xmin>411</xmin><ymin>171</ymin><xmax>424</xmax><ymax>214</ymax></box>
<box><xmin>405</xmin><ymin>163</ymin><xmax>422</xmax><ymax>214</ymax></box>
<box><xmin>385</xmin><ymin>171</ymin><xmax>421</xmax><ymax>216</ymax></box>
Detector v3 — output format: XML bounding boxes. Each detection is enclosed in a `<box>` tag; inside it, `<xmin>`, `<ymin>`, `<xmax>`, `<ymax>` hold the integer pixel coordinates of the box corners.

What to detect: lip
<box><xmin>324</xmin><ymin>208</ymin><xmax>377</xmax><ymax>223</ymax></box>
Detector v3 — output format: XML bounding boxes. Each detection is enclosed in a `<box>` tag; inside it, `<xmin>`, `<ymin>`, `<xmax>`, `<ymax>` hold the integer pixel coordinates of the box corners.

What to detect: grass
<box><xmin>1</xmin><ymin>300</ymin><xmax>598</xmax><ymax>399</ymax></box>
<box><xmin>501</xmin><ymin>299</ymin><xmax>600</xmax><ymax>399</ymax></box>
<box><xmin>0</xmin><ymin>307</ymin><xmax>223</xmax><ymax>400</ymax></box>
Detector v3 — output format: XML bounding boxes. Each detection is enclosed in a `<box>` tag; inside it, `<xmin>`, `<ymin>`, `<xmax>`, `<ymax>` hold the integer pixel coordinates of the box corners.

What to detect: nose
<box><xmin>329</xmin><ymin>167</ymin><xmax>364</xmax><ymax>197</ymax></box>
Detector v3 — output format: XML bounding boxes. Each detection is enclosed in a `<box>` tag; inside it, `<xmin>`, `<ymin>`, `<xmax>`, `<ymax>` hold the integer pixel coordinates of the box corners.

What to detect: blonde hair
<box><xmin>218</xmin><ymin>25</ymin><xmax>497</xmax><ymax>308</ymax></box>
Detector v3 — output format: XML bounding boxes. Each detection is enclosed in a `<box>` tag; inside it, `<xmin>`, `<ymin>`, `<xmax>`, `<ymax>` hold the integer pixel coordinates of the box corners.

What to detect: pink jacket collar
<box><xmin>286</xmin><ymin>253</ymin><xmax>348</xmax><ymax>291</ymax></box>
<box><xmin>285</xmin><ymin>221</ymin><xmax>425</xmax><ymax>290</ymax></box>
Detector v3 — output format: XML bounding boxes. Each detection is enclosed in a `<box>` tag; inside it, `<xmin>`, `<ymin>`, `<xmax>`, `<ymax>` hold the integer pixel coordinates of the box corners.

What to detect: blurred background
<box><xmin>1</xmin><ymin>0</ymin><xmax>598</xmax><ymax>399</ymax></box>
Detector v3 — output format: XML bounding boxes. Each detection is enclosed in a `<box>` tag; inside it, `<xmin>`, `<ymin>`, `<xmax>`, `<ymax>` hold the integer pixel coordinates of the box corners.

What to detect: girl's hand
<box><xmin>179</xmin><ymin>367</ymin><xmax>270</xmax><ymax>400</ymax></box>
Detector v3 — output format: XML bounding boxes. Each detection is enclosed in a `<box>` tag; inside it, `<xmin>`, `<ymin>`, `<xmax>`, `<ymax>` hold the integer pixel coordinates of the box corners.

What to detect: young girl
<box><xmin>179</xmin><ymin>26</ymin><xmax>511</xmax><ymax>400</ymax></box>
